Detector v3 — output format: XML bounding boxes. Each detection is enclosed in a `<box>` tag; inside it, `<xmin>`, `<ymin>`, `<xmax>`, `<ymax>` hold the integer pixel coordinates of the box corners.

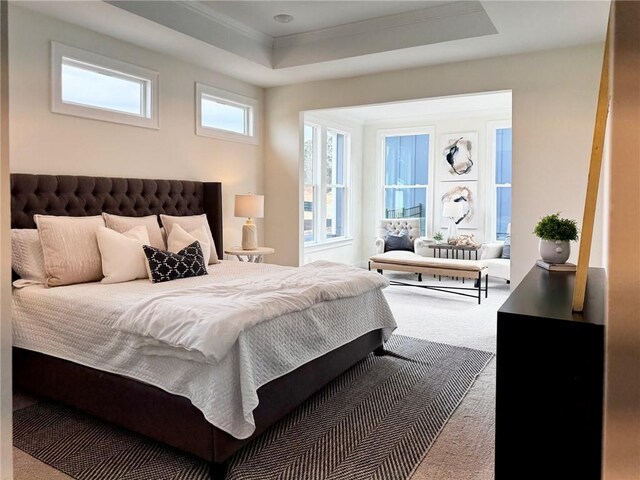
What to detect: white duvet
<box><xmin>13</xmin><ymin>261</ymin><xmax>397</xmax><ymax>439</ymax></box>
<box><xmin>115</xmin><ymin>261</ymin><xmax>389</xmax><ymax>363</ymax></box>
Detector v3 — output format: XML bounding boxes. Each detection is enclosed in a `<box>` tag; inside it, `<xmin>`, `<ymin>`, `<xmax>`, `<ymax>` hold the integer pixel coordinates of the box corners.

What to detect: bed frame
<box><xmin>10</xmin><ymin>173</ymin><xmax>385</xmax><ymax>478</ymax></box>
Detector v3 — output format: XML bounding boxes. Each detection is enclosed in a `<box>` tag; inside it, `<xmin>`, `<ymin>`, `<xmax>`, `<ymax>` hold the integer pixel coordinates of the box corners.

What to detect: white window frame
<box><xmin>51</xmin><ymin>42</ymin><xmax>159</xmax><ymax>129</ymax></box>
<box><xmin>303</xmin><ymin>119</ymin><xmax>352</xmax><ymax>250</ymax></box>
<box><xmin>195</xmin><ymin>83</ymin><xmax>259</xmax><ymax>144</ymax></box>
<box><xmin>487</xmin><ymin>120</ymin><xmax>513</xmax><ymax>242</ymax></box>
<box><xmin>376</xmin><ymin>127</ymin><xmax>435</xmax><ymax>237</ymax></box>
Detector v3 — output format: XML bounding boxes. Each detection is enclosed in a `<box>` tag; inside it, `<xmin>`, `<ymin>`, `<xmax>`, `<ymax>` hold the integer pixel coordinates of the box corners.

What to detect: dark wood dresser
<box><xmin>496</xmin><ymin>266</ymin><xmax>605</xmax><ymax>479</ymax></box>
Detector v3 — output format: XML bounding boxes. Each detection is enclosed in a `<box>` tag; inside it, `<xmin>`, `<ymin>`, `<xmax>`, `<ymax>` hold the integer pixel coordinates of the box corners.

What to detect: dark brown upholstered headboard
<box><xmin>10</xmin><ymin>173</ymin><xmax>223</xmax><ymax>258</ymax></box>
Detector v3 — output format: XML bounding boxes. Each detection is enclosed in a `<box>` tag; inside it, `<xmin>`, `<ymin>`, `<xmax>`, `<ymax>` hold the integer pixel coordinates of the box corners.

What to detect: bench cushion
<box><xmin>370</xmin><ymin>251</ymin><xmax>486</xmax><ymax>272</ymax></box>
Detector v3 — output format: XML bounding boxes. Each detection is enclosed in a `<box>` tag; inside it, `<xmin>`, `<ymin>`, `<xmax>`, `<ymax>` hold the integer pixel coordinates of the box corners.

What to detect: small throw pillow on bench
<box><xmin>143</xmin><ymin>241</ymin><xmax>208</xmax><ymax>283</ymax></box>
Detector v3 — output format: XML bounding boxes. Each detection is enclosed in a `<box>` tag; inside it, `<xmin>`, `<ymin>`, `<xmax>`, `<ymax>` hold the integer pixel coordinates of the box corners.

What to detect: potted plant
<box><xmin>533</xmin><ymin>213</ymin><xmax>579</xmax><ymax>264</ymax></box>
<box><xmin>433</xmin><ymin>231</ymin><xmax>444</xmax><ymax>244</ymax></box>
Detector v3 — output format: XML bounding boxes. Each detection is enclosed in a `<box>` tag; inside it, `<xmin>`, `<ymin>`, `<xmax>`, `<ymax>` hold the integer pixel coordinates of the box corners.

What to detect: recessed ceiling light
<box><xmin>273</xmin><ymin>14</ymin><xmax>294</xmax><ymax>24</ymax></box>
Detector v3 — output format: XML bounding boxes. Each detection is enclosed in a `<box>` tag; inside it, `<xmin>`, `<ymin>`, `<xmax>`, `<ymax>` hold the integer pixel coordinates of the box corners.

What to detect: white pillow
<box><xmin>35</xmin><ymin>215</ymin><xmax>105</xmax><ymax>287</ymax></box>
<box><xmin>97</xmin><ymin>226</ymin><xmax>150</xmax><ymax>284</ymax></box>
<box><xmin>167</xmin><ymin>224</ymin><xmax>211</xmax><ymax>265</ymax></box>
<box><xmin>11</xmin><ymin>229</ymin><xmax>46</xmax><ymax>288</ymax></box>
<box><xmin>160</xmin><ymin>214</ymin><xmax>218</xmax><ymax>264</ymax></box>
<box><xmin>102</xmin><ymin>213</ymin><xmax>164</xmax><ymax>249</ymax></box>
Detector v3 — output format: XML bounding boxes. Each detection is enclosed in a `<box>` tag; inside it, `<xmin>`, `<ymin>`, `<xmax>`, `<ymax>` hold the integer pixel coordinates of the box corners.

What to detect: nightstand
<box><xmin>224</xmin><ymin>246</ymin><xmax>275</xmax><ymax>263</ymax></box>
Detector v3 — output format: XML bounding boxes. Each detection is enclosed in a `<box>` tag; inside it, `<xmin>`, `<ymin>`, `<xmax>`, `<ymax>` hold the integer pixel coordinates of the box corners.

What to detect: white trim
<box><xmin>486</xmin><ymin>119</ymin><xmax>512</xmax><ymax>241</ymax></box>
<box><xmin>375</xmin><ymin>126</ymin><xmax>435</xmax><ymax>237</ymax></box>
<box><xmin>195</xmin><ymin>82</ymin><xmax>259</xmax><ymax>145</ymax></box>
<box><xmin>176</xmin><ymin>0</ymin><xmax>274</xmax><ymax>48</ymax></box>
<box><xmin>51</xmin><ymin>42</ymin><xmax>159</xmax><ymax>129</ymax></box>
<box><xmin>303</xmin><ymin>237</ymin><xmax>354</xmax><ymax>253</ymax></box>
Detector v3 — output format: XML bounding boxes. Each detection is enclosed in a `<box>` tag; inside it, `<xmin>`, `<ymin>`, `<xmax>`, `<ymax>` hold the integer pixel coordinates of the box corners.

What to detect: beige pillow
<box><xmin>102</xmin><ymin>213</ymin><xmax>164</xmax><ymax>249</ymax></box>
<box><xmin>167</xmin><ymin>224</ymin><xmax>211</xmax><ymax>265</ymax></box>
<box><xmin>97</xmin><ymin>226</ymin><xmax>150</xmax><ymax>284</ymax></box>
<box><xmin>160</xmin><ymin>214</ymin><xmax>218</xmax><ymax>264</ymax></box>
<box><xmin>11</xmin><ymin>229</ymin><xmax>46</xmax><ymax>288</ymax></box>
<box><xmin>35</xmin><ymin>215</ymin><xmax>105</xmax><ymax>287</ymax></box>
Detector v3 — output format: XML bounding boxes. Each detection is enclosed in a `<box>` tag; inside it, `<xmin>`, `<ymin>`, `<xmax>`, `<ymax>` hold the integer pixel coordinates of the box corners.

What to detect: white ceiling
<box><xmin>202</xmin><ymin>1</ymin><xmax>446</xmax><ymax>37</ymax></box>
<box><xmin>325</xmin><ymin>91</ymin><xmax>512</xmax><ymax>123</ymax></box>
<box><xmin>17</xmin><ymin>1</ymin><xmax>610</xmax><ymax>88</ymax></box>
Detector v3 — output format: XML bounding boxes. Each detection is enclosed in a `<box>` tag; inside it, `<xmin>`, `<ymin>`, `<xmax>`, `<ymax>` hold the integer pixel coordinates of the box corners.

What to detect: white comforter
<box><xmin>13</xmin><ymin>261</ymin><xmax>397</xmax><ymax>439</ymax></box>
<box><xmin>115</xmin><ymin>261</ymin><xmax>390</xmax><ymax>363</ymax></box>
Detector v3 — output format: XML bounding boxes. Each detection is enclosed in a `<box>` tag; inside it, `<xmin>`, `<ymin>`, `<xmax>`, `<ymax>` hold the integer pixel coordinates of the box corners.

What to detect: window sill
<box><xmin>304</xmin><ymin>238</ymin><xmax>354</xmax><ymax>253</ymax></box>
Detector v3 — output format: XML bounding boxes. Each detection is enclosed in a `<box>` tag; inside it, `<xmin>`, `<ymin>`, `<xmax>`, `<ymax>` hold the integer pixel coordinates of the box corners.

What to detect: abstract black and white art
<box><xmin>438</xmin><ymin>132</ymin><xmax>479</xmax><ymax>181</ymax></box>
<box><xmin>438</xmin><ymin>181</ymin><xmax>481</xmax><ymax>229</ymax></box>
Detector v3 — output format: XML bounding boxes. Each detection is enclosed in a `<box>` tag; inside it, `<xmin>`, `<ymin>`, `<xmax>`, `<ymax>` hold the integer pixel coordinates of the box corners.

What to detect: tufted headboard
<box><xmin>10</xmin><ymin>173</ymin><xmax>223</xmax><ymax>258</ymax></box>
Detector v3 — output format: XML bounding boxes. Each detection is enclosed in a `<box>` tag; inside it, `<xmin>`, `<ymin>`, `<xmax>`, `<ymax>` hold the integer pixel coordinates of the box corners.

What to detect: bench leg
<box><xmin>485</xmin><ymin>274</ymin><xmax>489</xmax><ymax>298</ymax></box>
<box><xmin>377</xmin><ymin>269</ymin><xmax>383</xmax><ymax>275</ymax></box>
<box><xmin>477</xmin><ymin>272</ymin><xmax>482</xmax><ymax>305</ymax></box>
<box><xmin>418</xmin><ymin>273</ymin><xmax>422</xmax><ymax>282</ymax></box>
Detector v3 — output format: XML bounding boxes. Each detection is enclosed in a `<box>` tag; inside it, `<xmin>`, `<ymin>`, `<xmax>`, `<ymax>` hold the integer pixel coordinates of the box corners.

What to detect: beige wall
<box><xmin>0</xmin><ymin>2</ymin><xmax>11</xmax><ymax>478</ymax></box>
<box><xmin>264</xmin><ymin>44</ymin><xmax>605</xmax><ymax>286</ymax></box>
<box><xmin>8</xmin><ymin>6</ymin><xmax>265</xmax><ymax>251</ymax></box>
<box><xmin>603</xmin><ymin>1</ymin><xmax>640</xmax><ymax>477</ymax></box>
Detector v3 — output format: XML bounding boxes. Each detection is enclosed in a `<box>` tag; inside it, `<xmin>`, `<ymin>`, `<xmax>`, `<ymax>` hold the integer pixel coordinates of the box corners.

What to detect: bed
<box><xmin>10</xmin><ymin>173</ymin><xmax>396</xmax><ymax>479</ymax></box>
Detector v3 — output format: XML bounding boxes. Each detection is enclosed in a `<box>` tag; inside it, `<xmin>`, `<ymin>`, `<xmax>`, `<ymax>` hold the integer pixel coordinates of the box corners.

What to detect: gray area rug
<box><xmin>13</xmin><ymin>336</ymin><xmax>493</xmax><ymax>480</ymax></box>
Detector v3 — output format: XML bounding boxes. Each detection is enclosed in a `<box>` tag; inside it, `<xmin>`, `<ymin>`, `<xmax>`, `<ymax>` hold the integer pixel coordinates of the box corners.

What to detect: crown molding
<box><xmin>175</xmin><ymin>1</ymin><xmax>274</xmax><ymax>48</ymax></box>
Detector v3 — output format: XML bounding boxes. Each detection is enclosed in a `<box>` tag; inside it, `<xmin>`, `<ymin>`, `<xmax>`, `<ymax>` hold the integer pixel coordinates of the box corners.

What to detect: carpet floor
<box><xmin>13</xmin><ymin>336</ymin><xmax>492</xmax><ymax>480</ymax></box>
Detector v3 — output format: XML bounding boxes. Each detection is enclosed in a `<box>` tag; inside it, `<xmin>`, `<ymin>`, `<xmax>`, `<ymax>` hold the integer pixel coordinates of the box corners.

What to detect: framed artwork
<box><xmin>438</xmin><ymin>181</ymin><xmax>481</xmax><ymax>229</ymax></box>
<box><xmin>437</xmin><ymin>132</ymin><xmax>479</xmax><ymax>182</ymax></box>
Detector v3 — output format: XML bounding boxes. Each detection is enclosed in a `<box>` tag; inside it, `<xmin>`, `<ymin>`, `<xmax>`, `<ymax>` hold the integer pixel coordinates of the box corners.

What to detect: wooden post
<box><xmin>572</xmin><ymin>19</ymin><xmax>611</xmax><ymax>312</ymax></box>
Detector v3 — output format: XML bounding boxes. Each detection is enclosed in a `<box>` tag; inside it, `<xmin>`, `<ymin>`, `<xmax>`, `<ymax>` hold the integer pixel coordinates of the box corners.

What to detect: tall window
<box><xmin>304</xmin><ymin>123</ymin><xmax>350</xmax><ymax>245</ymax></box>
<box><xmin>495</xmin><ymin>127</ymin><xmax>512</xmax><ymax>240</ymax></box>
<box><xmin>383</xmin><ymin>134</ymin><xmax>429</xmax><ymax>235</ymax></box>
<box><xmin>52</xmin><ymin>42</ymin><xmax>159</xmax><ymax>129</ymax></box>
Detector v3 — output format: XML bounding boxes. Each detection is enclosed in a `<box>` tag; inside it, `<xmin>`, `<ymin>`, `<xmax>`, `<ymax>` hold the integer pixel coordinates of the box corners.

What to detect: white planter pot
<box><xmin>539</xmin><ymin>239</ymin><xmax>571</xmax><ymax>264</ymax></box>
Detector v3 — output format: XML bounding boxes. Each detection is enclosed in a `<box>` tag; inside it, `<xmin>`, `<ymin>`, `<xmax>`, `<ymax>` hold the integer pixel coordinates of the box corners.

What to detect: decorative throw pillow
<box><xmin>35</xmin><ymin>215</ymin><xmax>105</xmax><ymax>287</ymax></box>
<box><xmin>502</xmin><ymin>235</ymin><xmax>511</xmax><ymax>259</ymax></box>
<box><xmin>102</xmin><ymin>213</ymin><xmax>165</xmax><ymax>249</ymax></box>
<box><xmin>160</xmin><ymin>214</ymin><xmax>219</xmax><ymax>264</ymax></box>
<box><xmin>11</xmin><ymin>229</ymin><xmax>46</xmax><ymax>288</ymax></box>
<box><xmin>97</xmin><ymin>226</ymin><xmax>151</xmax><ymax>284</ymax></box>
<box><xmin>143</xmin><ymin>241</ymin><xmax>208</xmax><ymax>283</ymax></box>
<box><xmin>167</xmin><ymin>224</ymin><xmax>211</xmax><ymax>265</ymax></box>
<box><xmin>384</xmin><ymin>228</ymin><xmax>413</xmax><ymax>252</ymax></box>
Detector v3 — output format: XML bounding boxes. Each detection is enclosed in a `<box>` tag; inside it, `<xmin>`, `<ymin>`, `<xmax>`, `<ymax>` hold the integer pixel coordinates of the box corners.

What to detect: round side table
<box><xmin>224</xmin><ymin>246</ymin><xmax>275</xmax><ymax>263</ymax></box>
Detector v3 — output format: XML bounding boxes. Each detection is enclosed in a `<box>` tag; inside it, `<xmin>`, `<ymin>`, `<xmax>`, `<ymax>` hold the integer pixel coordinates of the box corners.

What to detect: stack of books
<box><xmin>536</xmin><ymin>260</ymin><xmax>577</xmax><ymax>272</ymax></box>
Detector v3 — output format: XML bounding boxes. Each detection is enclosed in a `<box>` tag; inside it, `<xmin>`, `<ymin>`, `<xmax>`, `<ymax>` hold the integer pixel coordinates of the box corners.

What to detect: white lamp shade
<box><xmin>442</xmin><ymin>201</ymin><xmax>464</xmax><ymax>218</ymax></box>
<box><xmin>234</xmin><ymin>194</ymin><xmax>264</xmax><ymax>219</ymax></box>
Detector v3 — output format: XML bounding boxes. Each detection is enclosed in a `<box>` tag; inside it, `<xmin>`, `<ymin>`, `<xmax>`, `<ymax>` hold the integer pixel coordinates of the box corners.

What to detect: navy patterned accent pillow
<box><xmin>143</xmin><ymin>241</ymin><xmax>208</xmax><ymax>283</ymax></box>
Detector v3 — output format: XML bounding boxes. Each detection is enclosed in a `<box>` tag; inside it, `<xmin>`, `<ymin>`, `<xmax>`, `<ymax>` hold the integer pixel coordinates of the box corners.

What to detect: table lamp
<box><xmin>234</xmin><ymin>194</ymin><xmax>264</xmax><ymax>250</ymax></box>
<box><xmin>442</xmin><ymin>201</ymin><xmax>464</xmax><ymax>243</ymax></box>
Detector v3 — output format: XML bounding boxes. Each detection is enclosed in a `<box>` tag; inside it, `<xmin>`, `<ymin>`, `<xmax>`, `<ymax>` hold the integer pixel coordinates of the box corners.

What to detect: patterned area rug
<box><xmin>13</xmin><ymin>336</ymin><xmax>493</xmax><ymax>480</ymax></box>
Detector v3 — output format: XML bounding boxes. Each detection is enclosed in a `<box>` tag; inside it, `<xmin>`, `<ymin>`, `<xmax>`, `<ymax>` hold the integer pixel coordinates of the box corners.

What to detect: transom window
<box><xmin>52</xmin><ymin>42</ymin><xmax>158</xmax><ymax>129</ymax></box>
<box><xmin>196</xmin><ymin>83</ymin><xmax>258</xmax><ymax>144</ymax></box>
<box><xmin>383</xmin><ymin>133</ymin><xmax>430</xmax><ymax>236</ymax></box>
<box><xmin>304</xmin><ymin>123</ymin><xmax>350</xmax><ymax>245</ymax></box>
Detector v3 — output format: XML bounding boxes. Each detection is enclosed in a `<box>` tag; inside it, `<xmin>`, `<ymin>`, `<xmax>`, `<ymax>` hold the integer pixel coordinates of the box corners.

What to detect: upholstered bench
<box><xmin>369</xmin><ymin>251</ymin><xmax>489</xmax><ymax>304</ymax></box>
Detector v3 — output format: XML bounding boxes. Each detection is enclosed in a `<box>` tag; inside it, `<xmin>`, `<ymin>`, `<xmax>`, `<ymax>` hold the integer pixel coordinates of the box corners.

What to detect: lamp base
<box><xmin>447</xmin><ymin>218</ymin><xmax>459</xmax><ymax>243</ymax></box>
<box><xmin>242</xmin><ymin>221</ymin><xmax>258</xmax><ymax>250</ymax></box>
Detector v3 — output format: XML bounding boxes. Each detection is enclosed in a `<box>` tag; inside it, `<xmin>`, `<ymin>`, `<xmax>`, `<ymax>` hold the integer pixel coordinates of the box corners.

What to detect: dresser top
<box><xmin>498</xmin><ymin>266</ymin><xmax>606</xmax><ymax>326</ymax></box>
